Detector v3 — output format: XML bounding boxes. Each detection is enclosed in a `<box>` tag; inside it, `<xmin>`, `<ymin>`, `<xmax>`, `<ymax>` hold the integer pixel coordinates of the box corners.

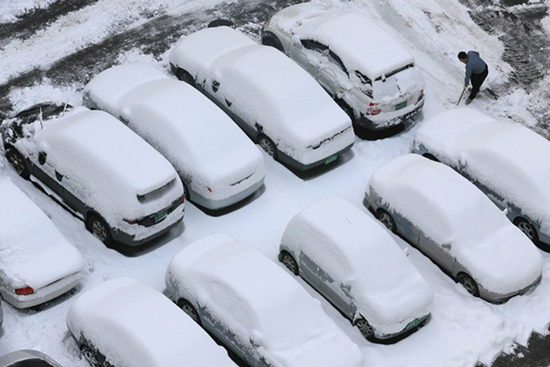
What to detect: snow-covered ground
<box><xmin>1</xmin><ymin>0</ymin><xmax>550</xmax><ymax>366</ymax></box>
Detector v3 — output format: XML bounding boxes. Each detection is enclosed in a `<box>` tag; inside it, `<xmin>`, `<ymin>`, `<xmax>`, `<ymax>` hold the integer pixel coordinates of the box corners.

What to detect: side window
<box><xmin>328</xmin><ymin>50</ymin><xmax>347</xmax><ymax>74</ymax></box>
<box><xmin>300</xmin><ymin>39</ymin><xmax>328</xmax><ymax>54</ymax></box>
<box><xmin>354</xmin><ymin>71</ymin><xmax>372</xmax><ymax>86</ymax></box>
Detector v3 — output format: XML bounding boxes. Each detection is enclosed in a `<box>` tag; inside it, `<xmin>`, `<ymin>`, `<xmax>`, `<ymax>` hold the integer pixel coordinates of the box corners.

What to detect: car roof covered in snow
<box><xmin>367</xmin><ymin>154</ymin><xmax>543</xmax><ymax>294</ymax></box>
<box><xmin>281</xmin><ymin>196</ymin><xmax>433</xmax><ymax>334</ymax></box>
<box><xmin>0</xmin><ymin>177</ymin><xmax>83</xmax><ymax>290</ymax></box>
<box><xmin>167</xmin><ymin>233</ymin><xmax>365</xmax><ymax>367</ymax></box>
<box><xmin>66</xmin><ymin>277</ymin><xmax>236</xmax><ymax>367</ymax></box>
<box><xmin>271</xmin><ymin>3</ymin><xmax>415</xmax><ymax>79</ymax></box>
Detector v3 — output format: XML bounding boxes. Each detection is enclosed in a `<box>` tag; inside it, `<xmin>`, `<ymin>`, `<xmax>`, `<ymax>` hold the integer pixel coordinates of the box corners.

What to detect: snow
<box><xmin>414</xmin><ymin>107</ymin><xmax>550</xmax><ymax>235</ymax></box>
<box><xmin>84</xmin><ymin>63</ymin><xmax>265</xmax><ymax>208</ymax></box>
<box><xmin>66</xmin><ymin>277</ymin><xmax>237</xmax><ymax>367</ymax></box>
<box><xmin>280</xmin><ymin>195</ymin><xmax>433</xmax><ymax>336</ymax></box>
<box><xmin>0</xmin><ymin>177</ymin><xmax>83</xmax><ymax>293</ymax></box>
<box><xmin>170</xmin><ymin>26</ymin><xmax>355</xmax><ymax>165</ymax></box>
<box><xmin>166</xmin><ymin>233</ymin><xmax>366</xmax><ymax>367</ymax></box>
<box><xmin>2</xmin><ymin>0</ymin><xmax>550</xmax><ymax>367</ymax></box>
<box><xmin>366</xmin><ymin>154</ymin><xmax>543</xmax><ymax>296</ymax></box>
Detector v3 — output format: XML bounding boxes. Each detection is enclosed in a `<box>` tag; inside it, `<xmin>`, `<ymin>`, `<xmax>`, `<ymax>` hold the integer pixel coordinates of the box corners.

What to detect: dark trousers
<box><xmin>469</xmin><ymin>65</ymin><xmax>488</xmax><ymax>100</ymax></box>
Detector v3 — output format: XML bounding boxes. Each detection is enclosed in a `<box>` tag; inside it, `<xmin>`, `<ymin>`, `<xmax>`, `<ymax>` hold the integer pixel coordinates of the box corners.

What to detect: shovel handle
<box><xmin>457</xmin><ymin>87</ymin><xmax>467</xmax><ymax>106</ymax></box>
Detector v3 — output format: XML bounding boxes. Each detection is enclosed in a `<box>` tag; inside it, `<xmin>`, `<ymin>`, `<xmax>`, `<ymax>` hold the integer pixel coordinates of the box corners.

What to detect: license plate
<box><xmin>406</xmin><ymin>318</ymin><xmax>420</xmax><ymax>330</ymax></box>
<box><xmin>154</xmin><ymin>210</ymin><xmax>168</xmax><ymax>222</ymax></box>
<box><xmin>395</xmin><ymin>101</ymin><xmax>408</xmax><ymax>110</ymax></box>
<box><xmin>325</xmin><ymin>154</ymin><xmax>338</xmax><ymax>165</ymax></box>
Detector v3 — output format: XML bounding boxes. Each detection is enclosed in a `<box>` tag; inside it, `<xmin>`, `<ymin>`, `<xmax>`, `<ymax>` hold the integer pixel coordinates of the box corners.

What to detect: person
<box><xmin>458</xmin><ymin>51</ymin><xmax>488</xmax><ymax>105</ymax></box>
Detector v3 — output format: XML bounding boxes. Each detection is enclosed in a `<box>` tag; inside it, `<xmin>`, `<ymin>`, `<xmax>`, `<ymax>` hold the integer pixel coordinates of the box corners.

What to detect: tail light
<box><xmin>417</xmin><ymin>89</ymin><xmax>424</xmax><ymax>103</ymax></box>
<box><xmin>368</xmin><ymin>103</ymin><xmax>381</xmax><ymax>116</ymax></box>
<box><xmin>207</xmin><ymin>187</ymin><xmax>212</xmax><ymax>193</ymax></box>
<box><xmin>124</xmin><ymin>219</ymin><xmax>137</xmax><ymax>225</ymax></box>
<box><xmin>180</xmin><ymin>195</ymin><xmax>185</xmax><ymax>204</ymax></box>
<box><xmin>15</xmin><ymin>286</ymin><xmax>34</xmax><ymax>295</ymax></box>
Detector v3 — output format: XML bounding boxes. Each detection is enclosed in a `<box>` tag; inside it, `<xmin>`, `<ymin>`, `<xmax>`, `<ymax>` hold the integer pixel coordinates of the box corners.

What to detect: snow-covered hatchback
<box><xmin>365</xmin><ymin>154</ymin><xmax>543</xmax><ymax>304</ymax></box>
<box><xmin>262</xmin><ymin>2</ymin><xmax>425</xmax><ymax>137</ymax></box>
<box><xmin>166</xmin><ymin>233</ymin><xmax>366</xmax><ymax>367</ymax></box>
<box><xmin>83</xmin><ymin>64</ymin><xmax>265</xmax><ymax>211</ymax></box>
<box><xmin>169</xmin><ymin>26</ymin><xmax>355</xmax><ymax>172</ymax></box>
<box><xmin>2</xmin><ymin>104</ymin><xmax>185</xmax><ymax>247</ymax></box>
<box><xmin>414</xmin><ymin>107</ymin><xmax>550</xmax><ymax>251</ymax></box>
<box><xmin>280</xmin><ymin>196</ymin><xmax>433</xmax><ymax>343</ymax></box>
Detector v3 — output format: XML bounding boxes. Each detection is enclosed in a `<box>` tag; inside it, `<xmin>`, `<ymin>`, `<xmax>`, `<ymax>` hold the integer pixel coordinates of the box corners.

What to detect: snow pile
<box><xmin>0</xmin><ymin>0</ymin><xmax>56</xmax><ymax>23</ymax></box>
<box><xmin>281</xmin><ymin>196</ymin><xmax>433</xmax><ymax>335</ymax></box>
<box><xmin>66</xmin><ymin>277</ymin><xmax>237</xmax><ymax>367</ymax></box>
<box><xmin>166</xmin><ymin>233</ymin><xmax>366</xmax><ymax>367</ymax></box>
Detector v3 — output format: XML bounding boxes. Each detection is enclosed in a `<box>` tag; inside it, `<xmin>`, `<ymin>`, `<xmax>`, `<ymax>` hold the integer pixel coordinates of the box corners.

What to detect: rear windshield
<box><xmin>137</xmin><ymin>178</ymin><xmax>176</xmax><ymax>203</ymax></box>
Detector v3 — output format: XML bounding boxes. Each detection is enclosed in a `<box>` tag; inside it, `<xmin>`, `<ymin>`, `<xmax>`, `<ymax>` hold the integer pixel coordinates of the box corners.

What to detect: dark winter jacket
<box><xmin>464</xmin><ymin>51</ymin><xmax>487</xmax><ymax>86</ymax></box>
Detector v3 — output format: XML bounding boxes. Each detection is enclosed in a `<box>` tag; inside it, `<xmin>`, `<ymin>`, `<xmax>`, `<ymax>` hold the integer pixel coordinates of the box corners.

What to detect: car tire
<box><xmin>458</xmin><ymin>273</ymin><xmax>479</xmax><ymax>297</ymax></box>
<box><xmin>258</xmin><ymin>135</ymin><xmax>277</xmax><ymax>158</ymax></box>
<box><xmin>261</xmin><ymin>31</ymin><xmax>284</xmax><ymax>52</ymax></box>
<box><xmin>178</xmin><ymin>299</ymin><xmax>202</xmax><ymax>326</ymax></box>
<box><xmin>5</xmin><ymin>148</ymin><xmax>30</xmax><ymax>179</ymax></box>
<box><xmin>513</xmin><ymin>217</ymin><xmax>542</xmax><ymax>247</ymax></box>
<box><xmin>355</xmin><ymin>318</ymin><xmax>375</xmax><ymax>341</ymax></box>
<box><xmin>80</xmin><ymin>344</ymin><xmax>102</xmax><ymax>367</ymax></box>
<box><xmin>87</xmin><ymin>214</ymin><xmax>113</xmax><ymax>247</ymax></box>
<box><xmin>207</xmin><ymin>19</ymin><xmax>234</xmax><ymax>28</ymax></box>
<box><xmin>175</xmin><ymin>68</ymin><xmax>195</xmax><ymax>86</ymax></box>
<box><xmin>280</xmin><ymin>251</ymin><xmax>299</xmax><ymax>275</ymax></box>
<box><xmin>377</xmin><ymin>209</ymin><xmax>397</xmax><ymax>233</ymax></box>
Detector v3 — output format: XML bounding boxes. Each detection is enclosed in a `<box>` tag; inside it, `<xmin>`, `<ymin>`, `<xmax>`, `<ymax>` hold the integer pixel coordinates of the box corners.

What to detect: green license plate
<box><xmin>154</xmin><ymin>210</ymin><xmax>168</xmax><ymax>222</ymax></box>
<box><xmin>395</xmin><ymin>101</ymin><xmax>408</xmax><ymax>110</ymax></box>
<box><xmin>406</xmin><ymin>318</ymin><xmax>420</xmax><ymax>330</ymax></box>
<box><xmin>325</xmin><ymin>154</ymin><xmax>338</xmax><ymax>165</ymax></box>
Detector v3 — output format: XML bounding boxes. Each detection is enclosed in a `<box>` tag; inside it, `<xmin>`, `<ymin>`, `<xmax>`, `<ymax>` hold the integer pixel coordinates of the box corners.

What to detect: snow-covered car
<box><xmin>261</xmin><ymin>2</ymin><xmax>425</xmax><ymax>137</ymax></box>
<box><xmin>2</xmin><ymin>104</ymin><xmax>185</xmax><ymax>247</ymax></box>
<box><xmin>66</xmin><ymin>277</ymin><xmax>236</xmax><ymax>367</ymax></box>
<box><xmin>280</xmin><ymin>196</ymin><xmax>433</xmax><ymax>342</ymax></box>
<box><xmin>0</xmin><ymin>350</ymin><xmax>63</xmax><ymax>367</ymax></box>
<box><xmin>364</xmin><ymin>154</ymin><xmax>543</xmax><ymax>303</ymax></box>
<box><xmin>83</xmin><ymin>64</ymin><xmax>265</xmax><ymax>211</ymax></box>
<box><xmin>0</xmin><ymin>177</ymin><xmax>84</xmax><ymax>309</ymax></box>
<box><xmin>413</xmin><ymin>107</ymin><xmax>550</xmax><ymax>251</ymax></box>
<box><xmin>165</xmin><ymin>233</ymin><xmax>366</xmax><ymax>367</ymax></box>
<box><xmin>169</xmin><ymin>26</ymin><xmax>355</xmax><ymax>172</ymax></box>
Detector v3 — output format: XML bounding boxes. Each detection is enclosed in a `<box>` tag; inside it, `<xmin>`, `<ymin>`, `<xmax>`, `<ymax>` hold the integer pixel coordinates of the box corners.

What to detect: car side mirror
<box><xmin>442</xmin><ymin>243</ymin><xmax>452</xmax><ymax>251</ymax></box>
<box><xmin>38</xmin><ymin>151</ymin><xmax>47</xmax><ymax>165</ymax></box>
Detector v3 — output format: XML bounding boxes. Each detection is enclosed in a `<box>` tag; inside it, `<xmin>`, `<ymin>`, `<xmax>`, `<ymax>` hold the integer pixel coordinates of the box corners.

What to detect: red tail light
<box><xmin>417</xmin><ymin>89</ymin><xmax>424</xmax><ymax>103</ymax></box>
<box><xmin>180</xmin><ymin>195</ymin><xmax>185</xmax><ymax>204</ymax></box>
<box><xmin>207</xmin><ymin>187</ymin><xmax>212</xmax><ymax>193</ymax></box>
<box><xmin>368</xmin><ymin>103</ymin><xmax>381</xmax><ymax>116</ymax></box>
<box><xmin>124</xmin><ymin>219</ymin><xmax>137</xmax><ymax>225</ymax></box>
<box><xmin>15</xmin><ymin>286</ymin><xmax>34</xmax><ymax>295</ymax></box>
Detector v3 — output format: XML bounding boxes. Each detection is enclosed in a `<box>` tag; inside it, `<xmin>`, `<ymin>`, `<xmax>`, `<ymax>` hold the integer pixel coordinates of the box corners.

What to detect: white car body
<box><xmin>413</xmin><ymin>107</ymin><xmax>550</xmax><ymax>250</ymax></box>
<box><xmin>166</xmin><ymin>233</ymin><xmax>366</xmax><ymax>367</ymax></box>
<box><xmin>262</xmin><ymin>2</ymin><xmax>425</xmax><ymax>135</ymax></box>
<box><xmin>169</xmin><ymin>26</ymin><xmax>355</xmax><ymax>172</ymax></box>
<box><xmin>66</xmin><ymin>277</ymin><xmax>237</xmax><ymax>367</ymax></box>
<box><xmin>83</xmin><ymin>64</ymin><xmax>265</xmax><ymax>211</ymax></box>
<box><xmin>280</xmin><ymin>196</ymin><xmax>433</xmax><ymax>341</ymax></box>
<box><xmin>0</xmin><ymin>177</ymin><xmax>84</xmax><ymax>308</ymax></box>
<box><xmin>364</xmin><ymin>154</ymin><xmax>543</xmax><ymax>303</ymax></box>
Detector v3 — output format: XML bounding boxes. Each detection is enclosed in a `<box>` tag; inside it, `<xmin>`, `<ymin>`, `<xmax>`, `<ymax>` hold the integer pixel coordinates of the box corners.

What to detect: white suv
<box><xmin>262</xmin><ymin>3</ymin><xmax>425</xmax><ymax>138</ymax></box>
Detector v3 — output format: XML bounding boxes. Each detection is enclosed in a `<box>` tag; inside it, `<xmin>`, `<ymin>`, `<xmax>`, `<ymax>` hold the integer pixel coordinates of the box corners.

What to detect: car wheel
<box><xmin>258</xmin><ymin>135</ymin><xmax>277</xmax><ymax>158</ymax></box>
<box><xmin>175</xmin><ymin>68</ymin><xmax>195</xmax><ymax>86</ymax></box>
<box><xmin>377</xmin><ymin>209</ymin><xmax>397</xmax><ymax>233</ymax></box>
<box><xmin>5</xmin><ymin>148</ymin><xmax>30</xmax><ymax>179</ymax></box>
<box><xmin>458</xmin><ymin>273</ymin><xmax>479</xmax><ymax>297</ymax></box>
<box><xmin>355</xmin><ymin>318</ymin><xmax>375</xmax><ymax>340</ymax></box>
<box><xmin>87</xmin><ymin>215</ymin><xmax>113</xmax><ymax>246</ymax></box>
<box><xmin>280</xmin><ymin>251</ymin><xmax>298</xmax><ymax>275</ymax></box>
<box><xmin>178</xmin><ymin>299</ymin><xmax>201</xmax><ymax>325</ymax></box>
<box><xmin>514</xmin><ymin>218</ymin><xmax>540</xmax><ymax>245</ymax></box>
<box><xmin>80</xmin><ymin>345</ymin><xmax>102</xmax><ymax>367</ymax></box>
<box><xmin>261</xmin><ymin>32</ymin><xmax>284</xmax><ymax>52</ymax></box>
<box><xmin>207</xmin><ymin>19</ymin><xmax>234</xmax><ymax>28</ymax></box>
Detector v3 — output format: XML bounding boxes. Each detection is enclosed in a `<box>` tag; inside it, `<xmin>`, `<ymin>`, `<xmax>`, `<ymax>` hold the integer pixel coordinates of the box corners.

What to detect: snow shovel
<box><xmin>457</xmin><ymin>87</ymin><xmax>467</xmax><ymax>105</ymax></box>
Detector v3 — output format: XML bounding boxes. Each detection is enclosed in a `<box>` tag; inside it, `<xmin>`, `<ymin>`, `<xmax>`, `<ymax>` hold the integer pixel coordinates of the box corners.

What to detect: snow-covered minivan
<box><xmin>2</xmin><ymin>104</ymin><xmax>185</xmax><ymax>247</ymax></box>
<box><xmin>83</xmin><ymin>63</ymin><xmax>265</xmax><ymax>211</ymax></box>
<box><xmin>169</xmin><ymin>26</ymin><xmax>355</xmax><ymax>172</ymax></box>
<box><xmin>262</xmin><ymin>2</ymin><xmax>425</xmax><ymax>138</ymax></box>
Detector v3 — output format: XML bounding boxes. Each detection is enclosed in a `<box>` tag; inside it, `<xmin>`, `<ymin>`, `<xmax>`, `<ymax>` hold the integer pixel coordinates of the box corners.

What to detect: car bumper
<box><xmin>357</xmin><ymin>100</ymin><xmax>424</xmax><ymax>133</ymax></box>
<box><xmin>373</xmin><ymin>313</ymin><xmax>431</xmax><ymax>343</ymax></box>
<box><xmin>278</xmin><ymin>142</ymin><xmax>354</xmax><ymax>172</ymax></box>
<box><xmin>480</xmin><ymin>274</ymin><xmax>542</xmax><ymax>304</ymax></box>
<box><xmin>190</xmin><ymin>177</ymin><xmax>264</xmax><ymax>211</ymax></box>
<box><xmin>1</xmin><ymin>272</ymin><xmax>81</xmax><ymax>309</ymax></box>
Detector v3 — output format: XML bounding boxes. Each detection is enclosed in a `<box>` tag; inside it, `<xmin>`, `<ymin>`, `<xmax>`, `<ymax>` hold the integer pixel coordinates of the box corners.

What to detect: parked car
<box><xmin>83</xmin><ymin>64</ymin><xmax>265</xmax><ymax>211</ymax></box>
<box><xmin>0</xmin><ymin>350</ymin><xmax>63</xmax><ymax>367</ymax></box>
<box><xmin>166</xmin><ymin>233</ymin><xmax>366</xmax><ymax>367</ymax></box>
<box><xmin>280</xmin><ymin>196</ymin><xmax>433</xmax><ymax>342</ymax></box>
<box><xmin>169</xmin><ymin>26</ymin><xmax>355</xmax><ymax>172</ymax></box>
<box><xmin>413</xmin><ymin>107</ymin><xmax>550</xmax><ymax>251</ymax></box>
<box><xmin>261</xmin><ymin>2</ymin><xmax>425</xmax><ymax>137</ymax></box>
<box><xmin>364</xmin><ymin>154</ymin><xmax>543</xmax><ymax>303</ymax></box>
<box><xmin>66</xmin><ymin>277</ymin><xmax>236</xmax><ymax>367</ymax></box>
<box><xmin>2</xmin><ymin>105</ymin><xmax>185</xmax><ymax>247</ymax></box>
<box><xmin>0</xmin><ymin>177</ymin><xmax>84</xmax><ymax>309</ymax></box>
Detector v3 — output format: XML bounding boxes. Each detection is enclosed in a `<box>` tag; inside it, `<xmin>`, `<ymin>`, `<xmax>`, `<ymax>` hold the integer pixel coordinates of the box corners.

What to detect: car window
<box><xmin>300</xmin><ymin>39</ymin><xmax>328</xmax><ymax>53</ymax></box>
<box><xmin>354</xmin><ymin>71</ymin><xmax>372</xmax><ymax>86</ymax></box>
<box><xmin>327</xmin><ymin>51</ymin><xmax>347</xmax><ymax>74</ymax></box>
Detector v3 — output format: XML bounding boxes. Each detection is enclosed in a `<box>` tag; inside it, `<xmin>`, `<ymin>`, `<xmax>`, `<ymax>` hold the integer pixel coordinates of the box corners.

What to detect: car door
<box><xmin>287</xmin><ymin>38</ymin><xmax>325</xmax><ymax>79</ymax></box>
<box><xmin>316</xmin><ymin>49</ymin><xmax>349</xmax><ymax>97</ymax></box>
<box><xmin>417</xmin><ymin>232</ymin><xmax>457</xmax><ymax>274</ymax></box>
